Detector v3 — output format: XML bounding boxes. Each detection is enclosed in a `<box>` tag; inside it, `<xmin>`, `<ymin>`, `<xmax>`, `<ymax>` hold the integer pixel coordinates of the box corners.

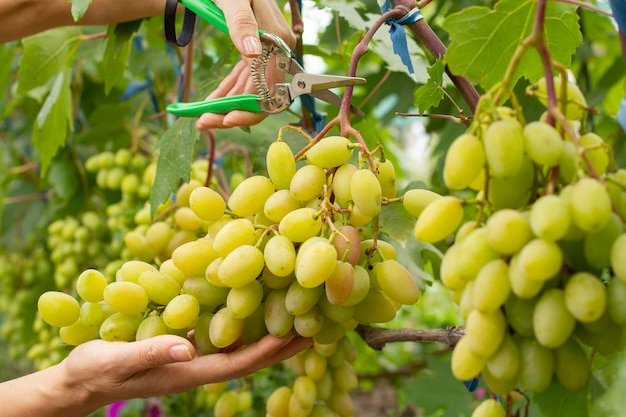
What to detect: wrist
<box><xmin>46</xmin><ymin>360</ymin><xmax>100</xmax><ymax>417</ymax></box>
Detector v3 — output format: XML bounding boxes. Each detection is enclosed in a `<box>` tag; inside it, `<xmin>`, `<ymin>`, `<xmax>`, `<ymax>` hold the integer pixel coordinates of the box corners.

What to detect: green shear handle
<box><xmin>167</xmin><ymin>94</ymin><xmax>263</xmax><ymax>117</ymax></box>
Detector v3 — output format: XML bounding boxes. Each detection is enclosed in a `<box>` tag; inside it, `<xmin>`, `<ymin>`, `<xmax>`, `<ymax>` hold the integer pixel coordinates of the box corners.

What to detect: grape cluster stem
<box><xmin>355</xmin><ymin>324</ymin><xmax>465</xmax><ymax>351</ymax></box>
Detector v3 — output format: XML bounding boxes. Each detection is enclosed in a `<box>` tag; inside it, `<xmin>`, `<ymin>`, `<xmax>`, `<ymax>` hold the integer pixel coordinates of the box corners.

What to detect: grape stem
<box><xmin>356</xmin><ymin>325</ymin><xmax>465</xmax><ymax>350</ymax></box>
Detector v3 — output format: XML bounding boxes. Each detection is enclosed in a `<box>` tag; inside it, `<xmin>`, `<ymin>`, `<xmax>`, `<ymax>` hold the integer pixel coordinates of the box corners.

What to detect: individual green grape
<box><xmin>563</xmin><ymin>272</ymin><xmax>606</xmax><ymax>323</ymax></box>
<box><xmin>402</xmin><ymin>188</ymin><xmax>442</xmax><ymax>218</ymax></box>
<box><xmin>530</xmin><ymin>195</ymin><xmax>570</xmax><ymax>241</ymax></box>
<box><xmin>359</xmin><ymin>239</ymin><xmax>397</xmax><ymax>264</ymax></box>
<box><xmin>374</xmin><ymin>259</ymin><xmax>420</xmax><ymax>305</ymax></box>
<box><xmin>485</xmin><ymin>209</ymin><xmax>531</xmax><ymax>255</ymax></box>
<box><xmin>332</xmin><ymin>225</ymin><xmax>361</xmax><ymax>266</ymax></box>
<box><xmin>482</xmin><ymin>366</ymin><xmax>517</xmax><ymax>396</ymax></box>
<box><xmin>60</xmin><ymin>319</ymin><xmax>99</xmax><ymax>346</ymax></box>
<box><xmin>193</xmin><ymin>312</ymin><xmax>219</xmax><ymax>354</ymax></box>
<box><xmin>262</xmin><ymin>267</ymin><xmax>295</xmax><ymax>289</ymax></box>
<box><xmin>214</xmin><ymin>390</ymin><xmax>239</xmax><ymax>417</ymax></box>
<box><xmin>264</xmin><ymin>189</ymin><xmax>302</xmax><ymax>223</ymax></box>
<box><xmin>458</xmin><ymin>228</ymin><xmax>500</xmax><ymax>281</ymax></box>
<box><xmin>471</xmin><ymin>399</ymin><xmax>505</xmax><ymax>417</ymax></box>
<box><xmin>318</xmin><ymin>295</ymin><xmax>353</xmax><ymax>323</ymax></box>
<box><xmin>533</xmin><ymin>288</ymin><xmax>576</xmax><ymax>348</ymax></box>
<box><xmin>294</xmin><ymin>306</ymin><xmax>325</xmax><ymax>337</ymax></box>
<box><xmin>518</xmin><ymin>238</ymin><xmax>563</xmax><ymax>282</ymax></box>
<box><xmin>285</xmin><ymin>281</ymin><xmax>324</xmax><ymax>315</ymax></box>
<box><xmin>486</xmin><ymin>334</ymin><xmax>519</xmax><ymax>381</ymax></box>
<box><xmin>584</xmin><ymin>212</ymin><xmax>623</xmax><ymax>269</ymax></box>
<box><xmin>352</xmin><ymin>289</ymin><xmax>397</xmax><ymax>324</ymax></box>
<box><xmin>162</xmin><ymin>294</ymin><xmax>200</xmax><ymax>329</ymax></box>
<box><xmin>504</xmin><ymin>295</ymin><xmax>537</xmax><ymax>336</ymax></box>
<box><xmin>327</xmin><ymin>390</ymin><xmax>354</xmax><ymax>417</ymax></box>
<box><xmin>331</xmin><ymin>164</ymin><xmax>357</xmax><ymax>207</ymax></box>
<box><xmin>484</xmin><ymin>118</ymin><xmax>525</xmax><ymax>178</ymax></box>
<box><xmin>288</xmin><ymin>391</ymin><xmax>313</xmax><ymax>417</ymax></box>
<box><xmin>212</xmin><ymin>218</ymin><xmax>256</xmax><ymax>258</ymax></box>
<box><xmin>518</xmin><ymin>337</ymin><xmax>554</xmax><ymax>393</ymax></box>
<box><xmin>99</xmin><ymin>312</ymin><xmax>143</xmax><ymax>341</ymax></box>
<box><xmin>324</xmin><ymin>261</ymin><xmax>355</xmax><ymax>306</ymax></box>
<box><xmin>443</xmin><ymin>133</ymin><xmax>485</xmax><ymax>190</ymax></box>
<box><xmin>209</xmin><ymin>307</ymin><xmax>245</xmax><ymax>348</ymax></box>
<box><xmin>163</xmin><ymin>230</ymin><xmax>197</xmax><ymax>260</ymax></box>
<box><xmin>137</xmin><ymin>270</ymin><xmax>181</xmax><ymax>305</ymax></box>
<box><xmin>264</xmin><ymin>234</ymin><xmax>297</xmax><ymax>277</ymax></box>
<box><xmin>267</xmin><ymin>140</ymin><xmax>297</xmax><ymax>190</ymax></box>
<box><xmin>295</xmin><ymin>239</ymin><xmax>338</xmax><ymax>288</ymax></box>
<box><xmin>267</xmin><ymin>386</ymin><xmax>292</xmax><ymax>416</ymax></box>
<box><xmin>303</xmin><ymin>348</ymin><xmax>328</xmax><ymax>381</ymax></box>
<box><xmin>579</xmin><ymin>132</ymin><xmax>609</xmax><ymax>175</ymax></box>
<box><xmin>103</xmin><ymin>282</ymin><xmax>149</xmax><ymax>315</ymax></box>
<box><xmin>293</xmin><ymin>374</ymin><xmax>318</xmax><ymax>409</ymax></box>
<box><xmin>569</xmin><ymin>177</ymin><xmax>612</xmax><ymax>233</ymax></box>
<box><xmin>264</xmin><ymin>288</ymin><xmax>295</xmax><ymax>337</ymax></box>
<box><xmin>174</xmin><ymin>207</ymin><xmax>203</xmax><ymax>232</ymax></box>
<box><xmin>75</xmin><ymin>269</ymin><xmax>108</xmax><ymax>303</ymax></box>
<box><xmin>487</xmin><ymin>157</ymin><xmax>535</xmax><ymax>210</ymax></box>
<box><xmin>611</xmin><ymin>233</ymin><xmax>626</xmax><ymax>283</ymax></box>
<box><xmin>144</xmin><ymin>221</ymin><xmax>175</xmax><ymax>255</ymax></box>
<box><xmin>80</xmin><ymin>302</ymin><xmax>104</xmax><ymax>328</ymax></box>
<box><xmin>473</xmin><ymin>260</ymin><xmax>511</xmax><ymax>313</ymax></box>
<box><xmin>123</xmin><ymin>231</ymin><xmax>156</xmax><ymax>262</ymax></box>
<box><xmin>414</xmin><ymin>196</ymin><xmax>464</xmax><ymax>243</ymax></box>
<box><xmin>559</xmin><ymin>140</ymin><xmax>577</xmax><ymax>183</ymax></box>
<box><xmin>458</xmin><ymin>280</ymin><xmax>475</xmax><ymax>320</ymax></box>
<box><xmin>532</xmin><ymin>76</ymin><xmax>588</xmax><ymax>120</ymax></box>
<box><xmin>440</xmin><ymin>244</ymin><xmax>468</xmax><ymax>291</ymax></box>
<box><xmin>218</xmin><ymin>245</ymin><xmax>265</xmax><ymax>288</ymax></box>
<box><xmin>522</xmin><ymin>121</ymin><xmax>564</xmax><ymax>167</ymax></box>
<box><xmin>332</xmin><ymin>361</ymin><xmax>358</xmax><ymax>392</ymax></box>
<box><xmin>465</xmin><ymin>309</ymin><xmax>506</xmax><ymax>358</ymax></box>
<box><xmin>183</xmin><ymin>276</ymin><xmax>228</xmax><ymax>308</ymax></box>
<box><xmin>554</xmin><ymin>338</ymin><xmax>589</xmax><ymax>392</ymax></box>
<box><xmin>509</xmin><ymin>254</ymin><xmax>544</xmax><ymax>299</ymax></box>
<box><xmin>343</xmin><ymin>265</ymin><xmax>370</xmax><ymax>306</ymax></box>
<box><xmin>350</xmin><ymin>168</ymin><xmax>382</xmax><ymax>217</ymax></box>
<box><xmin>608</xmin><ymin>278</ymin><xmax>626</xmax><ymax>325</ymax></box>
<box><xmin>306</xmin><ymin>136</ymin><xmax>354</xmax><ymax>168</ymax></box>
<box><xmin>451</xmin><ymin>336</ymin><xmax>486</xmax><ymax>380</ymax></box>
<box><xmin>228</xmin><ymin>175</ymin><xmax>275</xmax><ymax>217</ymax></box>
<box><xmin>374</xmin><ymin>157</ymin><xmax>397</xmax><ymax>198</ymax></box>
<box><xmin>290</xmin><ymin>164</ymin><xmax>327</xmax><ymax>202</ymax></box>
<box><xmin>278</xmin><ymin>207</ymin><xmax>323</xmax><ymax>242</ymax></box>
<box><xmin>135</xmin><ymin>315</ymin><xmax>169</xmax><ymax>340</ymax></box>
<box><xmin>171</xmin><ymin>239</ymin><xmax>219</xmax><ymax>277</ymax></box>
<box><xmin>227</xmin><ymin>279</ymin><xmax>264</xmax><ymax>319</ymax></box>
<box><xmin>189</xmin><ymin>186</ymin><xmax>226</xmax><ymax>222</ymax></box>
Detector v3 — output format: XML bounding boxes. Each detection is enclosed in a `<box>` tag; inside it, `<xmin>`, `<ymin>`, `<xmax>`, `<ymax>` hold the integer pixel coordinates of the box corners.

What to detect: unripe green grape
<box><xmin>484</xmin><ymin>118</ymin><xmax>525</xmax><ymax>178</ymax></box>
<box><xmin>264</xmin><ymin>234</ymin><xmax>297</xmax><ymax>277</ymax></box>
<box><xmin>332</xmin><ymin>361</ymin><xmax>358</xmax><ymax>392</ymax></box>
<box><xmin>327</xmin><ymin>390</ymin><xmax>354</xmax><ymax>417</ymax></box>
<box><xmin>611</xmin><ymin>233</ymin><xmax>626</xmax><ymax>283</ymax></box>
<box><xmin>352</xmin><ymin>289</ymin><xmax>397</xmax><ymax>324</ymax></box>
<box><xmin>402</xmin><ymin>188</ymin><xmax>442</xmax><ymax>218</ymax></box>
<box><xmin>306</xmin><ymin>136</ymin><xmax>354</xmax><ymax>168</ymax></box>
<box><xmin>443</xmin><ymin>133</ymin><xmax>485</xmax><ymax>190</ymax></box>
<box><xmin>504</xmin><ymin>294</ymin><xmax>536</xmax><ymax>336</ymax></box>
<box><xmin>458</xmin><ymin>228</ymin><xmax>500</xmax><ymax>281</ymax></box>
<box><xmin>359</xmin><ymin>239</ymin><xmax>397</xmax><ymax>264</ymax></box>
<box><xmin>570</xmin><ymin>177</ymin><xmax>612</xmax><ymax>233</ymax></box>
<box><xmin>533</xmin><ymin>76</ymin><xmax>587</xmax><ymax>120</ymax></box>
<box><xmin>482</xmin><ymin>366</ymin><xmax>517</xmax><ymax>396</ymax></box>
<box><xmin>267</xmin><ymin>140</ymin><xmax>296</xmax><ymax>190</ymax></box>
<box><xmin>290</xmin><ymin>164</ymin><xmax>327</xmax><ymax>202</ymax></box>
<box><xmin>554</xmin><ymin>338</ymin><xmax>589</xmax><ymax>392</ymax></box>
<box><xmin>124</xmin><ymin>231</ymin><xmax>156</xmax><ymax>262</ymax></box>
<box><xmin>264</xmin><ymin>189</ymin><xmax>301</xmax><ymax>223</ymax></box>
<box><xmin>163</xmin><ymin>230</ymin><xmax>197</xmax><ymax>259</ymax></box>
<box><xmin>137</xmin><ymin>270</ymin><xmax>181</xmax><ymax>305</ymax></box>
<box><xmin>162</xmin><ymin>294</ymin><xmax>200</xmax><ymax>329</ymax></box>
<box><xmin>331</xmin><ymin>164</ymin><xmax>357</xmax><ymax>207</ymax></box>
<box><xmin>451</xmin><ymin>336</ymin><xmax>486</xmax><ymax>380</ymax></box>
<box><xmin>486</xmin><ymin>334</ymin><xmax>519</xmax><ymax>381</ymax></box>
<box><xmin>262</xmin><ymin>267</ymin><xmax>295</xmax><ymax>289</ymax></box>
<box><xmin>184</xmin><ymin>277</ymin><xmax>228</xmax><ymax>308</ymax></box>
<box><xmin>173</xmin><ymin>206</ymin><xmax>203</xmax><ymax>232</ymax></box>
<box><xmin>295</xmin><ymin>239</ymin><xmax>337</xmax><ymax>288</ymax></box>
<box><xmin>99</xmin><ymin>312</ymin><xmax>142</xmax><ymax>341</ymax></box>
<box><xmin>473</xmin><ymin>260</ymin><xmax>510</xmax><ymax>313</ymax></box>
<box><xmin>533</xmin><ymin>288</ymin><xmax>576</xmax><ymax>348</ymax></box>
<box><xmin>564</xmin><ymin>272</ymin><xmax>606</xmax><ymax>323</ymax></box>
<box><xmin>471</xmin><ymin>399</ymin><xmax>505</xmax><ymax>417</ymax></box>
<box><xmin>193</xmin><ymin>312</ymin><xmax>219</xmax><ymax>355</ymax></box>
<box><xmin>80</xmin><ymin>302</ymin><xmax>104</xmax><ymax>328</ymax></box>
<box><xmin>288</xmin><ymin>392</ymin><xmax>313</xmax><ymax>417</ymax></box>
<box><xmin>212</xmin><ymin>218</ymin><xmax>255</xmax><ymax>257</ymax></box>
<box><xmin>487</xmin><ymin>157</ymin><xmax>535</xmax><ymax>210</ymax></box>
<box><xmin>343</xmin><ymin>265</ymin><xmax>370</xmax><ymax>306</ymax></box>
<box><xmin>374</xmin><ymin>157</ymin><xmax>397</xmax><ymax>198</ymax></box>
<box><xmin>278</xmin><ymin>207</ymin><xmax>323</xmax><ymax>242</ymax></box>
<box><xmin>106</xmin><ymin>166</ymin><xmax>126</xmax><ymax>189</ymax></box>
<box><xmin>414</xmin><ymin>196</ymin><xmax>464</xmax><ymax>243</ymax></box>
<box><xmin>375</xmin><ymin>259</ymin><xmax>420</xmax><ymax>305</ymax></box>
<box><xmin>103</xmin><ymin>282</ymin><xmax>149</xmax><ymax>315</ymax></box>
<box><xmin>209</xmin><ymin>307</ymin><xmax>245</xmax><ymax>348</ymax></box>
<box><xmin>530</xmin><ymin>195</ymin><xmax>570</xmax><ymax>241</ymax></box>
<box><xmin>584</xmin><ymin>213</ymin><xmax>623</xmax><ymax>269</ymax></box>
<box><xmin>303</xmin><ymin>348</ymin><xmax>327</xmax><ymax>381</ymax></box>
<box><xmin>76</xmin><ymin>269</ymin><xmax>108</xmax><ymax>303</ymax></box>
<box><xmin>485</xmin><ymin>209</ymin><xmax>531</xmax><ymax>255</ymax></box>
<box><xmin>318</xmin><ymin>295</ymin><xmax>353</xmax><ymax>323</ymax></box>
<box><xmin>608</xmin><ymin>278</ymin><xmax>626</xmax><ymax>325</ymax></box>
<box><xmin>332</xmin><ymin>224</ymin><xmax>361</xmax><ymax>266</ymax></box>
<box><xmin>558</xmin><ymin>140</ymin><xmax>577</xmax><ymax>183</ymax></box>
<box><xmin>292</xmin><ymin>374</ymin><xmax>318</xmax><ymax>409</ymax></box>
<box><xmin>350</xmin><ymin>168</ymin><xmax>382</xmax><ymax>217</ymax></box>
<box><xmin>121</xmin><ymin>173</ymin><xmax>141</xmax><ymax>196</ymax></box>
<box><xmin>226</xmin><ymin>279</ymin><xmax>263</xmax><ymax>319</ymax></box>
<box><xmin>518</xmin><ymin>238</ymin><xmax>563</xmax><ymax>282</ymax></box>
<box><xmin>214</xmin><ymin>390</ymin><xmax>239</xmax><ymax>417</ymax></box>
<box><xmin>579</xmin><ymin>132</ymin><xmax>609</xmax><ymax>175</ymax></box>
<box><xmin>144</xmin><ymin>221</ymin><xmax>174</xmax><ymax>255</ymax></box>
<box><xmin>60</xmin><ymin>319</ymin><xmax>99</xmax><ymax>346</ymax></box>
<box><xmin>135</xmin><ymin>315</ymin><xmax>169</xmax><ymax>340</ymax></box>
<box><xmin>606</xmin><ymin>169</ymin><xmax>626</xmax><ymax>218</ymax></box>
<box><xmin>267</xmin><ymin>386</ymin><xmax>292</xmax><ymax>416</ymax></box>
<box><xmin>518</xmin><ymin>337</ymin><xmax>554</xmax><ymax>393</ymax></box>
<box><xmin>264</xmin><ymin>288</ymin><xmax>294</xmax><ymax>336</ymax></box>
<box><xmin>294</xmin><ymin>306</ymin><xmax>325</xmax><ymax>337</ymax></box>
<box><xmin>228</xmin><ymin>175</ymin><xmax>275</xmax><ymax>217</ymax></box>
<box><xmin>522</xmin><ymin>121</ymin><xmax>564</xmax><ymax>167</ymax></box>
<box><xmin>216</xmin><ymin>245</ymin><xmax>264</xmax><ymax>287</ymax></box>
<box><xmin>172</xmin><ymin>239</ymin><xmax>218</xmax><ymax>277</ymax></box>
<box><xmin>188</xmin><ymin>186</ymin><xmax>226</xmax><ymax>222</ymax></box>
<box><xmin>465</xmin><ymin>309</ymin><xmax>506</xmax><ymax>358</ymax></box>
<box><xmin>440</xmin><ymin>244</ymin><xmax>467</xmax><ymax>291</ymax></box>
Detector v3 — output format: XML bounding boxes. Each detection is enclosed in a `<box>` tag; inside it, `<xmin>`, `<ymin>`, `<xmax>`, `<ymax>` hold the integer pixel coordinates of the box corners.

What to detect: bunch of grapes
<box><xmin>412</xmin><ymin>75</ymin><xmax>626</xmax><ymax>401</ymax></box>
<box><xmin>199</xmin><ymin>380</ymin><xmax>254</xmax><ymax>417</ymax></box>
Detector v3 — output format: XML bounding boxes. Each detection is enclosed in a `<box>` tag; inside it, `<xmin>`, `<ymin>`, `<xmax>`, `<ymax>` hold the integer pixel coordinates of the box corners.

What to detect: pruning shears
<box><xmin>164</xmin><ymin>0</ymin><xmax>366</xmax><ymax>117</ymax></box>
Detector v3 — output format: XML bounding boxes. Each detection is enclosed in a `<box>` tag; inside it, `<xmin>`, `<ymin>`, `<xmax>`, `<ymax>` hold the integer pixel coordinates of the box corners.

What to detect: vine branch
<box><xmin>356</xmin><ymin>325</ymin><xmax>465</xmax><ymax>351</ymax></box>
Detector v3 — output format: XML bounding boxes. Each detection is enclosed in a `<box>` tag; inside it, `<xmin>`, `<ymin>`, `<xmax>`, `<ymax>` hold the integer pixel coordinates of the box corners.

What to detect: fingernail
<box><xmin>243</xmin><ymin>36</ymin><xmax>262</xmax><ymax>56</ymax></box>
<box><xmin>170</xmin><ymin>344</ymin><xmax>194</xmax><ymax>362</ymax></box>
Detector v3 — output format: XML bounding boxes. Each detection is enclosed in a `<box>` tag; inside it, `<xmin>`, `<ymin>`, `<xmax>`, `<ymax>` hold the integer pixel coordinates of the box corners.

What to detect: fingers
<box><xmin>109</xmin><ymin>335</ymin><xmax>196</xmax><ymax>374</ymax></box>
<box><xmin>214</xmin><ymin>0</ymin><xmax>262</xmax><ymax>57</ymax></box>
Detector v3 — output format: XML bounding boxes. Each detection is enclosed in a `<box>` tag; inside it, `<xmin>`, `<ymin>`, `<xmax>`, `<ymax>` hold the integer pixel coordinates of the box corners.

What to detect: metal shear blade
<box><xmin>288</xmin><ymin>72</ymin><xmax>367</xmax><ymax>117</ymax></box>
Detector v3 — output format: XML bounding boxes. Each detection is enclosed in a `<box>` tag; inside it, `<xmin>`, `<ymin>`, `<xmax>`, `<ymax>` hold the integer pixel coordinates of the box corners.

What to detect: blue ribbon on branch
<box><xmin>379</xmin><ymin>0</ymin><xmax>424</xmax><ymax>74</ymax></box>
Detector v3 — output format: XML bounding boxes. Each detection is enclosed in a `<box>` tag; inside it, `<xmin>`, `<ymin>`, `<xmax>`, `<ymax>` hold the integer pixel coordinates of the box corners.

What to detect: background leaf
<box><xmin>103</xmin><ymin>20</ymin><xmax>142</xmax><ymax>94</ymax></box>
<box><xmin>70</xmin><ymin>0</ymin><xmax>94</xmax><ymax>22</ymax></box>
<box><xmin>533</xmin><ymin>381</ymin><xmax>589</xmax><ymax>417</ymax></box>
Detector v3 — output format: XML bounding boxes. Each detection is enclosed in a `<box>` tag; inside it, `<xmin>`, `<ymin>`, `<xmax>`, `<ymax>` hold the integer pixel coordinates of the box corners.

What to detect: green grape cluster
<box><xmin>198</xmin><ymin>381</ymin><xmax>253</xmax><ymax>417</ymax></box>
<box><xmin>85</xmin><ymin>148</ymin><xmax>152</xmax><ymax>199</ymax></box>
<box><xmin>267</xmin><ymin>336</ymin><xmax>358</xmax><ymax>417</ymax></box>
<box><xmin>413</xmin><ymin>76</ymin><xmax>626</xmax><ymax>399</ymax></box>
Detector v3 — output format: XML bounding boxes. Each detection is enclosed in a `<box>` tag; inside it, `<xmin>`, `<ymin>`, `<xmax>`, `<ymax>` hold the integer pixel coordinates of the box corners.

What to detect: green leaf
<box><xmin>533</xmin><ymin>381</ymin><xmax>589</xmax><ymax>417</ymax></box>
<box><xmin>70</xmin><ymin>0</ymin><xmax>93</xmax><ymax>21</ymax></box>
<box><xmin>32</xmin><ymin>70</ymin><xmax>73</xmax><ymax>175</ymax></box>
<box><xmin>47</xmin><ymin>157</ymin><xmax>80</xmax><ymax>200</ymax></box>
<box><xmin>442</xmin><ymin>0</ymin><xmax>582</xmax><ymax>90</ymax></box>
<box><xmin>415</xmin><ymin>60</ymin><xmax>446</xmax><ymax>112</ymax></box>
<box><xmin>0</xmin><ymin>44</ymin><xmax>15</xmax><ymax>99</ymax></box>
<box><xmin>149</xmin><ymin>118</ymin><xmax>200</xmax><ymax>216</ymax></box>
<box><xmin>103</xmin><ymin>20</ymin><xmax>142</xmax><ymax>94</ymax></box>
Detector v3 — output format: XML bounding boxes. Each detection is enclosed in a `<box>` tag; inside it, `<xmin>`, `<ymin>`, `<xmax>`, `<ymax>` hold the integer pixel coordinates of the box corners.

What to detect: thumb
<box><xmin>120</xmin><ymin>335</ymin><xmax>196</xmax><ymax>372</ymax></box>
<box><xmin>215</xmin><ymin>0</ymin><xmax>262</xmax><ymax>57</ymax></box>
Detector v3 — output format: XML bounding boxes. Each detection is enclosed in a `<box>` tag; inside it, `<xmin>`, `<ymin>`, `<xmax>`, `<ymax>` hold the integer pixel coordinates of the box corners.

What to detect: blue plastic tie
<box><xmin>610</xmin><ymin>0</ymin><xmax>626</xmax><ymax>34</ymax></box>
<box><xmin>379</xmin><ymin>1</ymin><xmax>424</xmax><ymax>74</ymax></box>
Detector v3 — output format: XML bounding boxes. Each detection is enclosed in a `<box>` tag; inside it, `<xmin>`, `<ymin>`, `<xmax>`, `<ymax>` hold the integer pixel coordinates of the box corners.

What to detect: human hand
<box><xmin>58</xmin><ymin>333</ymin><xmax>311</xmax><ymax>414</ymax></box>
<box><xmin>195</xmin><ymin>0</ymin><xmax>296</xmax><ymax>130</ymax></box>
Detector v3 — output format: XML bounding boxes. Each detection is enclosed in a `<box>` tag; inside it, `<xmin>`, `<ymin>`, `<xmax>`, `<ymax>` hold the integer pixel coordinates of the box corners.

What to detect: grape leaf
<box><xmin>149</xmin><ymin>118</ymin><xmax>200</xmax><ymax>217</ymax></box>
<box><xmin>70</xmin><ymin>0</ymin><xmax>93</xmax><ymax>22</ymax></box>
<box><xmin>533</xmin><ymin>381</ymin><xmax>589</xmax><ymax>417</ymax></box>
<box><xmin>103</xmin><ymin>20</ymin><xmax>142</xmax><ymax>94</ymax></box>
<box><xmin>442</xmin><ymin>0</ymin><xmax>582</xmax><ymax>90</ymax></box>
<box><xmin>414</xmin><ymin>59</ymin><xmax>445</xmax><ymax>112</ymax></box>
<box><xmin>47</xmin><ymin>157</ymin><xmax>80</xmax><ymax>200</ymax></box>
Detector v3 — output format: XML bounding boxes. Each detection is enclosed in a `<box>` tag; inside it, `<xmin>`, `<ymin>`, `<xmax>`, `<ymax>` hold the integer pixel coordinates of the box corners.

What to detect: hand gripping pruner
<box><xmin>164</xmin><ymin>0</ymin><xmax>366</xmax><ymax>117</ymax></box>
